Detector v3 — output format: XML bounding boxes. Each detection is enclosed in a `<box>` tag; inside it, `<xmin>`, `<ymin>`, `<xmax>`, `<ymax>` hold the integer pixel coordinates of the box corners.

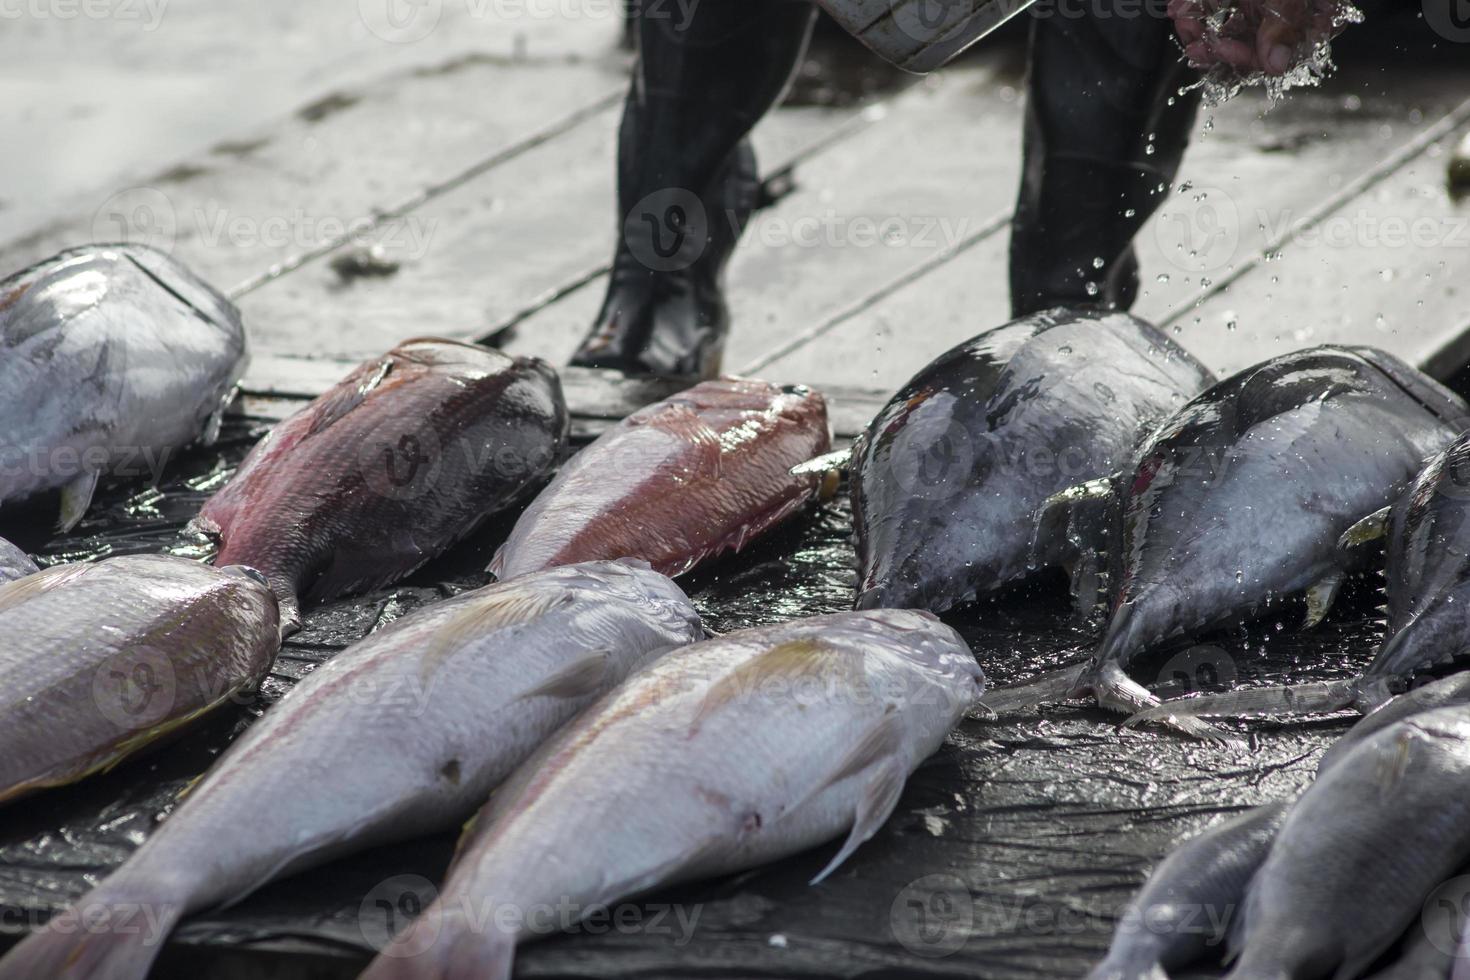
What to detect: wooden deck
<box><xmin>3</xmin><ymin>6</ymin><xmax>1468</xmax><ymax>407</ymax></box>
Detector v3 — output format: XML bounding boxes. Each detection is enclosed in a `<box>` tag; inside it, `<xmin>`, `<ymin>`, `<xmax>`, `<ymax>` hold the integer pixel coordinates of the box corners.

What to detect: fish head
<box><xmin>554</xmin><ymin>559</ymin><xmax>704</xmax><ymax>644</ymax></box>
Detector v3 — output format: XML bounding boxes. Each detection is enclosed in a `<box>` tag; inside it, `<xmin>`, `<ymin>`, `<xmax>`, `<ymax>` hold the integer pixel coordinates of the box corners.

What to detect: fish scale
<box><xmin>359</xmin><ymin>608</ymin><xmax>984</xmax><ymax>980</ymax></box>
<box><xmin>0</xmin><ymin>537</ymin><xmax>36</xmax><ymax>583</ymax></box>
<box><xmin>0</xmin><ymin>560</ymin><xmax>702</xmax><ymax>980</ymax></box>
<box><xmin>196</xmin><ymin>338</ymin><xmax>568</xmax><ymax>631</ymax></box>
<box><xmin>491</xmin><ymin>377</ymin><xmax>829</xmax><ymax>581</ymax></box>
<box><xmin>0</xmin><ymin>554</ymin><xmax>279</xmax><ymax>805</ymax></box>
<box><xmin>0</xmin><ymin>245</ymin><xmax>249</xmax><ymax>530</ymax></box>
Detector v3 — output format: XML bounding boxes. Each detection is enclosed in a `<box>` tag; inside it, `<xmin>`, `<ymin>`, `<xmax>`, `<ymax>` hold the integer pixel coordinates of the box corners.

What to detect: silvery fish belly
<box><xmin>491</xmin><ymin>377</ymin><xmax>831</xmax><ymax>581</ymax></box>
<box><xmin>0</xmin><ymin>537</ymin><xmax>36</xmax><ymax>583</ymax></box>
<box><xmin>851</xmin><ymin>308</ymin><xmax>1213</xmax><ymax>613</ymax></box>
<box><xmin>194</xmin><ymin>338</ymin><xmax>568</xmax><ymax>631</ymax></box>
<box><xmin>0</xmin><ymin>554</ymin><xmax>279</xmax><ymax>805</ymax></box>
<box><xmin>0</xmin><ymin>560</ymin><xmax>701</xmax><ymax>980</ymax></box>
<box><xmin>359</xmin><ymin>608</ymin><xmax>984</xmax><ymax>980</ymax></box>
<box><xmin>0</xmin><ymin>245</ymin><xmax>249</xmax><ymax>530</ymax></box>
<box><xmin>1226</xmin><ymin>705</ymin><xmax>1470</xmax><ymax>980</ymax></box>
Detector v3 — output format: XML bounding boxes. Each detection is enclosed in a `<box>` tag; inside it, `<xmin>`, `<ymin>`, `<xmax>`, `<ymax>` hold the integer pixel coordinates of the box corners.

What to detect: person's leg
<box><xmin>571</xmin><ymin>0</ymin><xmax>818</xmax><ymax>378</ymax></box>
<box><xmin>1010</xmin><ymin>0</ymin><xmax>1201</xmax><ymax>316</ymax></box>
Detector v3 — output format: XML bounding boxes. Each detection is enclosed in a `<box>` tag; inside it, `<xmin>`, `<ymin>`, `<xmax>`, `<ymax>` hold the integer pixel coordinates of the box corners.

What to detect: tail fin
<box><xmin>981</xmin><ymin>661</ymin><xmax>1092</xmax><ymax>715</ymax></box>
<box><xmin>1093</xmin><ymin>663</ymin><xmax>1239</xmax><ymax>745</ymax></box>
<box><xmin>359</xmin><ymin>906</ymin><xmax>515</xmax><ymax>980</ymax></box>
<box><xmin>0</xmin><ymin>884</ymin><xmax>183</xmax><ymax>980</ymax></box>
<box><xmin>1124</xmin><ymin>680</ymin><xmax>1359</xmax><ymax>728</ymax></box>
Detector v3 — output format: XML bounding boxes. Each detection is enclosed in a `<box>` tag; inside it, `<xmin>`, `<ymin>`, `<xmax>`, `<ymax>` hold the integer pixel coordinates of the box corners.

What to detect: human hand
<box><xmin>1167</xmin><ymin>0</ymin><xmax>1352</xmax><ymax>77</ymax></box>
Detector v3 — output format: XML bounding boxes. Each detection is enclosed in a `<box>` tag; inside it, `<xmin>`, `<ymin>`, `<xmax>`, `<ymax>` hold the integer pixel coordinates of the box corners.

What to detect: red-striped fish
<box><xmin>490</xmin><ymin>377</ymin><xmax>831</xmax><ymax>581</ymax></box>
<box><xmin>194</xmin><ymin>339</ymin><xmax>567</xmax><ymax>631</ymax></box>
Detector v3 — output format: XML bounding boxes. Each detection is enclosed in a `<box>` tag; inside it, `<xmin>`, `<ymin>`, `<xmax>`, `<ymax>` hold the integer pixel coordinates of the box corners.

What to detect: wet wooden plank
<box><xmin>0</xmin><ymin>37</ymin><xmax>631</xmax><ymax>294</ymax></box>
<box><xmin>498</xmin><ymin>51</ymin><xmax>1028</xmax><ymax>371</ymax></box>
<box><xmin>233</xmin><ymin>103</ymin><xmax>871</xmax><ymax>360</ymax></box>
<box><xmin>240</xmin><ymin>359</ymin><xmax>889</xmax><ymax>439</ymax></box>
<box><xmin>758</xmin><ymin>64</ymin><xmax>1470</xmax><ymax>389</ymax></box>
<box><xmin>1176</xmin><ymin>117</ymin><xmax>1470</xmax><ymax>378</ymax></box>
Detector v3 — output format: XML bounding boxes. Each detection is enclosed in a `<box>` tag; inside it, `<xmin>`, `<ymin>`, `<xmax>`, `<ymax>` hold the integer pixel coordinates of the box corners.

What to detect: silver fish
<box><xmin>1132</xmin><ymin>431</ymin><xmax>1470</xmax><ymax>728</ymax></box>
<box><xmin>0</xmin><ymin>245</ymin><xmax>249</xmax><ymax>529</ymax></box>
<box><xmin>0</xmin><ymin>554</ymin><xmax>279</xmax><ymax>805</ymax></box>
<box><xmin>358</xmin><ymin>609</ymin><xmax>984</xmax><ymax>980</ymax></box>
<box><xmin>0</xmin><ymin>537</ymin><xmax>36</xmax><ymax>582</ymax></box>
<box><xmin>1225</xmin><ymin>705</ymin><xmax>1470</xmax><ymax>980</ymax></box>
<box><xmin>0</xmin><ymin>560</ymin><xmax>701</xmax><ymax>980</ymax></box>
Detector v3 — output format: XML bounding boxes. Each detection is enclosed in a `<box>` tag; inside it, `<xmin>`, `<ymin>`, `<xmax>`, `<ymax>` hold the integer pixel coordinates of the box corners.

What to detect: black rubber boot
<box><xmin>572</xmin><ymin>0</ymin><xmax>818</xmax><ymax>379</ymax></box>
<box><xmin>1010</xmin><ymin>0</ymin><xmax>1202</xmax><ymax>316</ymax></box>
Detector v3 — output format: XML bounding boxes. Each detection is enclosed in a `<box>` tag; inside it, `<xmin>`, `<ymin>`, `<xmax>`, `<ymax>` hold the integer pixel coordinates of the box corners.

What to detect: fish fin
<box><xmin>981</xmin><ymin>661</ymin><xmax>1092</xmax><ymax>715</ymax></box>
<box><xmin>517</xmin><ymin>650</ymin><xmax>610</xmax><ymax>702</ymax></box>
<box><xmin>360</xmin><ymin>904</ymin><xmax>515</xmax><ymax>980</ymax></box>
<box><xmin>789</xmin><ymin>449</ymin><xmax>851</xmax><ymax>478</ymax></box>
<box><xmin>0</xmin><ymin>880</ymin><xmax>183</xmax><ymax>980</ymax></box>
<box><xmin>1338</xmin><ymin>505</ymin><xmax>1391</xmax><ymax>549</ymax></box>
<box><xmin>810</xmin><ymin>758</ymin><xmax>906</xmax><ymax>885</ymax></box>
<box><xmin>967</xmin><ymin>700</ymin><xmax>998</xmax><ymax>722</ymax></box>
<box><xmin>693</xmin><ymin>638</ymin><xmax>853</xmax><ymax>729</ymax></box>
<box><xmin>200</xmin><ymin>384</ymin><xmax>238</xmax><ymax>446</ymax></box>
<box><xmin>418</xmin><ymin>589</ymin><xmax>571</xmax><ymax>684</ymax></box>
<box><xmin>1125</xmin><ymin>680</ymin><xmax>1359</xmax><ymax>726</ymax></box>
<box><xmin>1031</xmin><ymin>476</ymin><xmax>1119</xmax><ymax>625</ymax></box>
<box><xmin>1302</xmin><ymin>570</ymin><xmax>1345</xmax><ymax>629</ymax></box>
<box><xmin>792</xmin><ymin>707</ymin><xmax>904</xmax><ymax>812</ymax></box>
<box><xmin>57</xmin><ymin>470</ymin><xmax>100</xmax><ymax>531</ymax></box>
<box><xmin>485</xmin><ymin>546</ymin><xmax>506</xmax><ymax>580</ymax></box>
<box><xmin>0</xmin><ymin>562</ymin><xmax>90</xmax><ymax>614</ymax></box>
<box><xmin>1094</xmin><ymin>663</ymin><xmax>1240</xmax><ymax>745</ymax></box>
<box><xmin>277</xmin><ymin>593</ymin><xmax>302</xmax><ymax>639</ymax></box>
<box><xmin>303</xmin><ymin>357</ymin><xmax>393</xmax><ymax>438</ymax></box>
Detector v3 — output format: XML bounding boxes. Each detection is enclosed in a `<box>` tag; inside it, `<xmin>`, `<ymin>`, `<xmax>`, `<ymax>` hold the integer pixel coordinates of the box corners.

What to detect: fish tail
<box><xmin>1124</xmin><ymin>680</ymin><xmax>1361</xmax><ymax>728</ymax></box>
<box><xmin>1084</xmin><ymin>954</ymin><xmax>1169</xmax><ymax>980</ymax></box>
<box><xmin>980</xmin><ymin>661</ymin><xmax>1092</xmax><ymax>715</ymax></box>
<box><xmin>0</xmin><ymin>883</ymin><xmax>183</xmax><ymax>980</ymax></box>
<box><xmin>360</xmin><ymin>906</ymin><xmax>515</xmax><ymax>980</ymax></box>
<box><xmin>1093</xmin><ymin>663</ymin><xmax>1240</xmax><ymax>745</ymax></box>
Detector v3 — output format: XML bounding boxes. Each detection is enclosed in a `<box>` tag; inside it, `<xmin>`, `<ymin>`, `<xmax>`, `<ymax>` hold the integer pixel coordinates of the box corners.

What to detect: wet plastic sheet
<box><xmin>0</xmin><ymin>409</ymin><xmax>1376</xmax><ymax>979</ymax></box>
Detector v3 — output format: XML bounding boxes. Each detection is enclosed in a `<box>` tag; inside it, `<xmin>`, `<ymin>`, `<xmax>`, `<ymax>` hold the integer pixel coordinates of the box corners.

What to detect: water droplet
<box><xmin>1092</xmin><ymin>257</ymin><xmax>1105</xmax><ymax>269</ymax></box>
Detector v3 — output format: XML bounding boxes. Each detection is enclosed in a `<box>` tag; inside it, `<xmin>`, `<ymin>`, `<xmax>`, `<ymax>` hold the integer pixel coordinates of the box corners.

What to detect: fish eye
<box><xmin>780</xmin><ymin>384</ymin><xmax>811</xmax><ymax>396</ymax></box>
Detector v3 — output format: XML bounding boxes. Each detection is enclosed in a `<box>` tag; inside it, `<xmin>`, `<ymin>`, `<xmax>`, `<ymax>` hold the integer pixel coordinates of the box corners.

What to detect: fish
<box><xmin>1087</xmin><ymin>801</ymin><xmax>1291</xmax><ymax>980</ymax></box>
<box><xmin>358</xmin><ymin>608</ymin><xmax>985</xmax><ymax>980</ymax></box>
<box><xmin>1224</xmin><ymin>705</ymin><xmax>1470</xmax><ymax>980</ymax></box>
<box><xmin>1131</xmin><ymin>431</ymin><xmax>1470</xmax><ymax>728</ymax></box>
<box><xmin>0</xmin><ymin>244</ymin><xmax>249</xmax><ymax>530</ymax></box>
<box><xmin>0</xmin><ymin>554</ymin><xmax>279</xmax><ymax>805</ymax></box>
<box><xmin>0</xmin><ymin>537</ymin><xmax>36</xmax><ymax>582</ymax></box>
<box><xmin>490</xmin><ymin>377</ymin><xmax>830</xmax><ymax>580</ymax></box>
<box><xmin>193</xmin><ymin>338</ymin><xmax>568</xmax><ymax>632</ymax></box>
<box><xmin>1088</xmin><ymin>674</ymin><xmax>1470</xmax><ymax>979</ymax></box>
<box><xmin>0</xmin><ymin>560</ymin><xmax>702</xmax><ymax>980</ymax></box>
<box><xmin>848</xmin><ymin>307</ymin><xmax>1214</xmax><ymax>614</ymax></box>
<box><xmin>989</xmin><ymin>346</ymin><xmax>1466</xmax><ymax>738</ymax></box>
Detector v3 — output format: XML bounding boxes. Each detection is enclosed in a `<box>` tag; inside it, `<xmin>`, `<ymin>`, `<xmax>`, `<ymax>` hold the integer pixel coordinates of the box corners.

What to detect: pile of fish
<box><xmin>11</xmin><ymin>242</ymin><xmax>1470</xmax><ymax>979</ymax></box>
<box><xmin>1091</xmin><ymin>675</ymin><xmax>1470</xmax><ymax>980</ymax></box>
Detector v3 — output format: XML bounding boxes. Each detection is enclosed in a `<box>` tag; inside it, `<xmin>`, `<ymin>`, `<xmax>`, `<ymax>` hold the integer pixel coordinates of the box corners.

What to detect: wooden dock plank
<box><xmin>758</xmin><ymin>64</ymin><xmax>1470</xmax><ymax>389</ymax></box>
<box><xmin>498</xmin><ymin>53</ymin><xmax>1027</xmax><ymax>370</ymax></box>
<box><xmin>0</xmin><ymin>37</ymin><xmax>630</xmax><ymax>296</ymax></box>
<box><xmin>234</xmin><ymin>103</ymin><xmax>868</xmax><ymax>360</ymax></box>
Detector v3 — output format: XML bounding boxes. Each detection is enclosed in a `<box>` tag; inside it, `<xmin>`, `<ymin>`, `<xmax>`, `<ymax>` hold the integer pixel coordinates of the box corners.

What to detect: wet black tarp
<box><xmin>0</xmin><ymin>409</ymin><xmax>1380</xmax><ymax>980</ymax></box>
